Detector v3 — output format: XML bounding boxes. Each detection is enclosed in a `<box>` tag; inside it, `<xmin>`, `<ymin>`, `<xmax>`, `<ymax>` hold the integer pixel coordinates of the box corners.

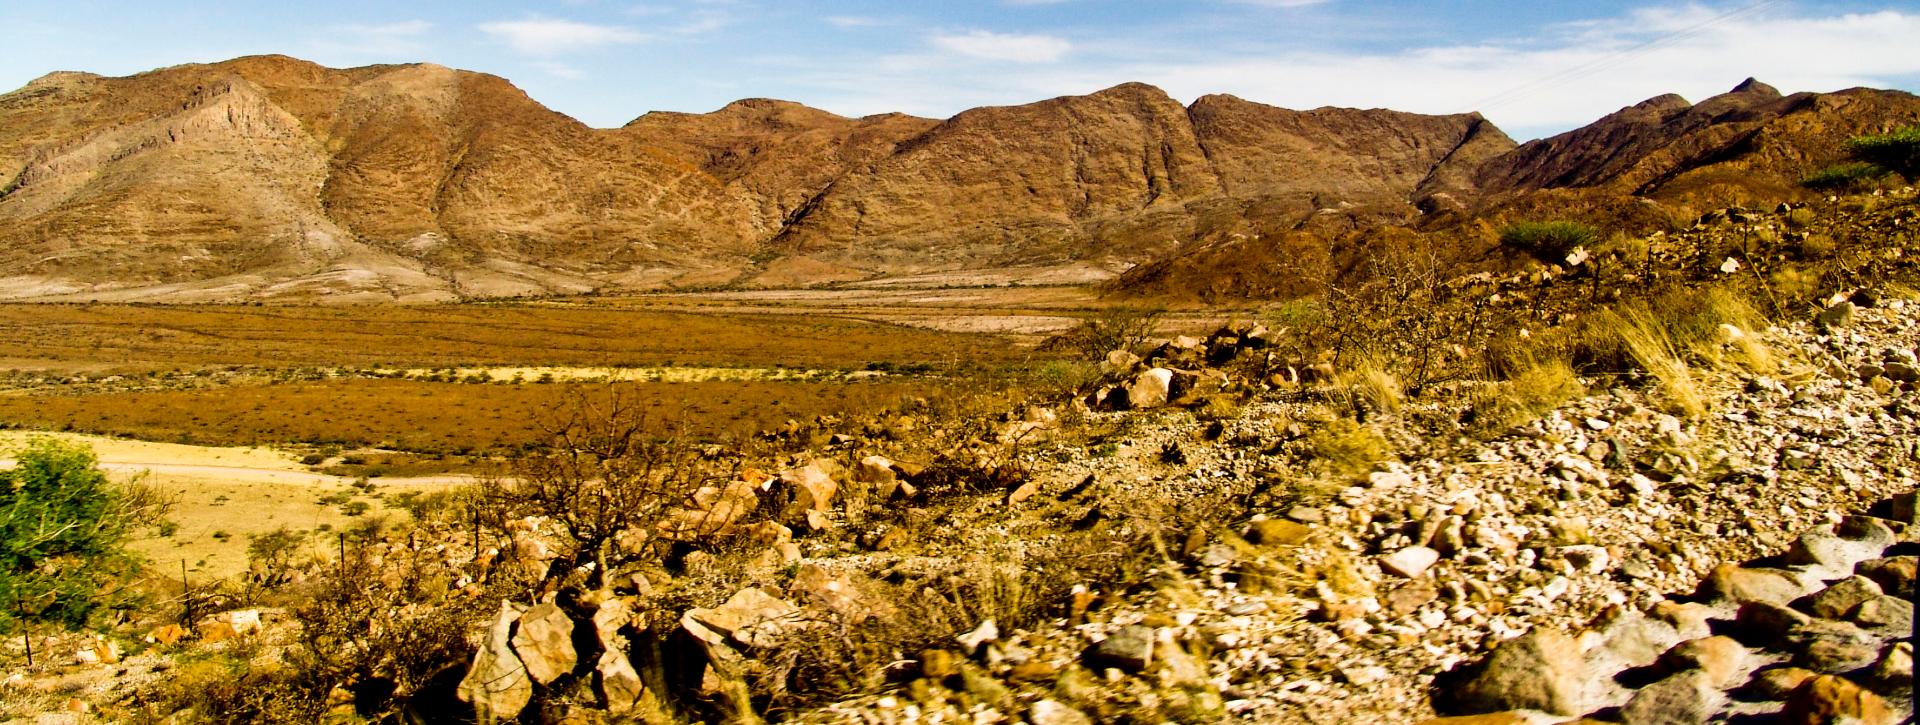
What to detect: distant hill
<box><xmin>2</xmin><ymin>56</ymin><xmax>1915</xmax><ymax>302</ymax></box>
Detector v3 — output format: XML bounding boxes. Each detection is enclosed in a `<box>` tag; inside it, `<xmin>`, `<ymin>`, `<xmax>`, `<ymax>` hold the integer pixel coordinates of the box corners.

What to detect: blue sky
<box><xmin>3</xmin><ymin>1</ymin><xmax>1917</xmax><ymax>140</ymax></box>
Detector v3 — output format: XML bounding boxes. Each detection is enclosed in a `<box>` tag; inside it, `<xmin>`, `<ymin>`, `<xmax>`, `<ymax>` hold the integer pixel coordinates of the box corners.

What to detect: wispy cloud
<box><xmin>931</xmin><ymin>30</ymin><xmax>1072</xmax><ymax>63</ymax></box>
<box><xmin>1228</xmin><ymin>0</ymin><xmax>1334</xmax><ymax>7</ymax></box>
<box><xmin>311</xmin><ymin>19</ymin><xmax>433</xmax><ymax>57</ymax></box>
<box><xmin>824</xmin><ymin>16</ymin><xmax>887</xmax><ymax>29</ymax></box>
<box><xmin>794</xmin><ymin>6</ymin><xmax>1920</xmax><ymax>139</ymax></box>
<box><xmin>478</xmin><ymin>17</ymin><xmax>646</xmax><ymax>55</ymax></box>
<box><xmin>534</xmin><ymin>61</ymin><xmax>586</xmax><ymax>79</ymax></box>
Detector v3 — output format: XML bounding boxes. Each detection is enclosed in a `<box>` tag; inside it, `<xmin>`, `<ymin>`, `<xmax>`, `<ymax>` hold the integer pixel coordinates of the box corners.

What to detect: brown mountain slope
<box><xmin>1474</xmin><ymin>79</ymin><xmax>1920</xmax><ymax>204</ymax></box>
<box><xmin>768</xmin><ymin>83</ymin><xmax>1224</xmax><ymax>276</ymax></box>
<box><xmin>622</xmin><ymin>100</ymin><xmax>939</xmax><ymax>236</ymax></box>
<box><xmin>765</xmin><ymin>84</ymin><xmax>1507</xmax><ymax>282</ymax></box>
<box><xmin>1114</xmin><ymin>80</ymin><xmax>1920</xmax><ymax>301</ymax></box>
<box><xmin>6</xmin><ymin>58</ymin><xmax>1914</xmax><ymax>303</ymax></box>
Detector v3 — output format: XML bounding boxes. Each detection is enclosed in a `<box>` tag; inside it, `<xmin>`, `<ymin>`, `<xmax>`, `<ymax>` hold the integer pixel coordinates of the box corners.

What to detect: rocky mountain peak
<box><xmin>1730</xmin><ymin>77</ymin><xmax>1782</xmax><ymax>97</ymax></box>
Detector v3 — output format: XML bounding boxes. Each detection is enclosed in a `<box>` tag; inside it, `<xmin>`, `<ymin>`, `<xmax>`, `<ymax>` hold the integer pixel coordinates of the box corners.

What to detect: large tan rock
<box><xmin>659</xmin><ymin>479</ymin><xmax>759</xmax><ymax>540</ymax></box>
<box><xmin>782</xmin><ymin>464</ymin><xmax>838</xmax><ymax>514</ymax></box>
<box><xmin>1657</xmin><ymin>636</ymin><xmax>1749</xmax><ymax>688</ymax></box>
<box><xmin>683</xmin><ymin>587</ymin><xmax>803</xmax><ymax>650</ymax></box>
<box><xmin>458</xmin><ymin>601</ymin><xmax>532</xmax><ymax>723</ymax></box>
<box><xmin>512</xmin><ymin>602</ymin><xmax>578</xmax><ymax>685</ymax></box>
<box><xmin>1699</xmin><ymin>564</ymin><xmax>1803</xmax><ymax>606</ymax></box>
<box><xmin>1444</xmin><ymin>629</ymin><xmax>1584</xmax><ymax>716</ymax></box>
<box><xmin>1125</xmin><ymin>368</ymin><xmax>1175</xmax><ymax>409</ymax></box>
<box><xmin>1782</xmin><ymin>675</ymin><xmax>1894</xmax><ymax>725</ymax></box>
<box><xmin>855</xmin><ymin>455</ymin><xmax>900</xmax><ymax>499</ymax></box>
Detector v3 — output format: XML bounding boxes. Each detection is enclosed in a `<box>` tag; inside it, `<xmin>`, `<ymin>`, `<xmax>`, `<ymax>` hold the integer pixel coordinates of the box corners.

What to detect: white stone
<box><xmin>1379</xmin><ymin>546</ymin><xmax>1440</xmax><ymax>578</ymax></box>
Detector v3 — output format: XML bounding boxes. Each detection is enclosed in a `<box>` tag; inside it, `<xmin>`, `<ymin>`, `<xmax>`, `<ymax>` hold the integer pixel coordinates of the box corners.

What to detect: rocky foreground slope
<box><xmin>3</xmin><ymin>195</ymin><xmax>1916</xmax><ymax>724</ymax></box>
<box><xmin>2</xmin><ymin>55</ymin><xmax>1916</xmax><ymax>301</ymax></box>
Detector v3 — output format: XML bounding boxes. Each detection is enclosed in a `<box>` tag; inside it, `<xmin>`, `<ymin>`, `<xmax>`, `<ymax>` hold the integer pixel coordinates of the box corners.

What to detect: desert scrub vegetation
<box><xmin>1498</xmin><ymin>220</ymin><xmax>1599</xmax><ymax>263</ymax></box>
<box><xmin>1300</xmin><ymin>417</ymin><xmax>1393</xmax><ymax>481</ymax></box>
<box><xmin>1468</xmin><ymin>353</ymin><xmax>1584</xmax><ymax>438</ymax></box>
<box><xmin>1844</xmin><ymin>125</ymin><xmax>1920</xmax><ymax>181</ymax></box>
<box><xmin>0</xmin><ymin>378</ymin><xmax>954</xmax><ymax>459</ymax></box>
<box><xmin>0</xmin><ymin>302</ymin><xmax>1019</xmax><ymax>372</ymax></box>
<box><xmin>1802</xmin><ymin>125</ymin><xmax>1920</xmax><ymax>190</ymax></box>
<box><xmin>1</xmin><ymin>438</ymin><xmax>172</xmax><ymax>635</ymax></box>
<box><xmin>1800</xmin><ymin>162</ymin><xmax>1888</xmax><ymax>191</ymax></box>
<box><xmin>1046</xmin><ymin>305</ymin><xmax>1166</xmax><ymax>359</ymax></box>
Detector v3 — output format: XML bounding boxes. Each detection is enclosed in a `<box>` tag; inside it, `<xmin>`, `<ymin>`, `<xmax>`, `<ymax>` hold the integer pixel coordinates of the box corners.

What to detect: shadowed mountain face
<box><xmin>0</xmin><ymin>57</ymin><xmax>1914</xmax><ymax>302</ymax></box>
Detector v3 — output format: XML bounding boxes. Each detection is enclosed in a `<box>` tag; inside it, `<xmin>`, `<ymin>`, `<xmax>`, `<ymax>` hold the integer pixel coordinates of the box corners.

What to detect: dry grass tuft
<box><xmin>1302</xmin><ymin>416</ymin><xmax>1393</xmax><ymax>480</ymax></box>
<box><xmin>1333</xmin><ymin>359</ymin><xmax>1403</xmax><ymax>415</ymax></box>
<box><xmin>1687</xmin><ymin>289</ymin><xmax>1776</xmax><ymax>375</ymax></box>
<box><xmin>1471</xmin><ymin>354</ymin><xmax>1584</xmax><ymax>437</ymax></box>
<box><xmin>1609</xmin><ymin>303</ymin><xmax>1708</xmax><ymax>418</ymax></box>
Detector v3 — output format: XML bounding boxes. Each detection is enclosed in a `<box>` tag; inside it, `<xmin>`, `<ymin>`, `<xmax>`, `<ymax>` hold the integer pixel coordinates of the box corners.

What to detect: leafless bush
<box><xmin>479</xmin><ymin>387</ymin><xmax>727</xmax><ymax>589</ymax></box>
<box><xmin>1047</xmin><ymin>306</ymin><xmax>1166</xmax><ymax>360</ymax></box>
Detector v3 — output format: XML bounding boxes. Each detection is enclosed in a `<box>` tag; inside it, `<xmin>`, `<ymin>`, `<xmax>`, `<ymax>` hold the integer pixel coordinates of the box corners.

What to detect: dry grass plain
<box><xmin>0</xmin><ymin>431</ymin><xmax>444</xmax><ymax>580</ymax></box>
<box><xmin>0</xmin><ymin>289</ymin><xmax>1214</xmax><ymax>577</ymax></box>
<box><xmin>0</xmin><ymin>300</ymin><xmax>1025</xmax><ymax>373</ymax></box>
<box><xmin>0</xmin><ymin>377</ymin><xmax>951</xmax><ymax>453</ymax></box>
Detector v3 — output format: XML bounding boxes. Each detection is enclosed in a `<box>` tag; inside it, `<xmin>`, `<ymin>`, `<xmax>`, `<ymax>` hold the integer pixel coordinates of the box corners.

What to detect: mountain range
<box><xmin>1</xmin><ymin>55</ymin><xmax>1915</xmax><ymax>302</ymax></box>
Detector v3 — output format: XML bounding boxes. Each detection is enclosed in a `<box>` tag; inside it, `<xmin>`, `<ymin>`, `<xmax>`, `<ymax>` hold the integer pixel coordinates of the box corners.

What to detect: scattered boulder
<box><xmin>1621</xmin><ymin>670</ymin><xmax>1721</xmax><ymax>725</ymax></box>
<box><xmin>1782</xmin><ymin>675</ymin><xmax>1895</xmax><ymax>725</ymax></box>
<box><xmin>512</xmin><ymin>602</ymin><xmax>578</xmax><ymax>685</ymax></box>
<box><xmin>1441</xmin><ymin>629</ymin><xmax>1584</xmax><ymax>716</ymax></box>
<box><xmin>1087</xmin><ymin>625</ymin><xmax>1156</xmax><ymax>673</ymax></box>
<box><xmin>1125</xmin><ymin>368</ymin><xmax>1175</xmax><ymax>410</ymax></box>
<box><xmin>1700</xmin><ymin>564</ymin><xmax>1803</xmax><ymax>606</ymax></box>
<box><xmin>459</xmin><ymin>601</ymin><xmax>532</xmax><ymax>723</ymax></box>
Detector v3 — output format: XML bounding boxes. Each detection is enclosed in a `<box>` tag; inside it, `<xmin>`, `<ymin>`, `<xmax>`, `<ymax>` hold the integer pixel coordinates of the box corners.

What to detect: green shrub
<box><xmin>1846</xmin><ymin>126</ymin><xmax>1920</xmax><ymax>180</ymax></box>
<box><xmin>1800</xmin><ymin>162</ymin><xmax>1888</xmax><ymax>191</ymax></box>
<box><xmin>1498</xmin><ymin>221</ymin><xmax>1599</xmax><ymax>262</ymax></box>
<box><xmin>0</xmin><ymin>438</ymin><xmax>170</xmax><ymax>633</ymax></box>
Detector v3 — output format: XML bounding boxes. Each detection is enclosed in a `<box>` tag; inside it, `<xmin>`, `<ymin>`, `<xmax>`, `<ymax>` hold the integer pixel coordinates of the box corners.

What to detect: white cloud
<box><xmin>798</xmin><ymin>7</ymin><xmax>1920</xmax><ymax>139</ymax></box>
<box><xmin>309</xmin><ymin>20</ymin><xmax>433</xmax><ymax>58</ymax></box>
<box><xmin>338</xmin><ymin>20</ymin><xmax>433</xmax><ymax>37</ymax></box>
<box><xmin>478</xmin><ymin>17</ymin><xmax>646</xmax><ymax>55</ymax></box>
<box><xmin>1229</xmin><ymin>0</ymin><xmax>1333</xmax><ymax>7</ymax></box>
<box><xmin>534</xmin><ymin>61</ymin><xmax>586</xmax><ymax>79</ymax></box>
<box><xmin>930</xmin><ymin>30</ymin><xmax>1072</xmax><ymax>63</ymax></box>
<box><xmin>825</xmin><ymin>16</ymin><xmax>887</xmax><ymax>29</ymax></box>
